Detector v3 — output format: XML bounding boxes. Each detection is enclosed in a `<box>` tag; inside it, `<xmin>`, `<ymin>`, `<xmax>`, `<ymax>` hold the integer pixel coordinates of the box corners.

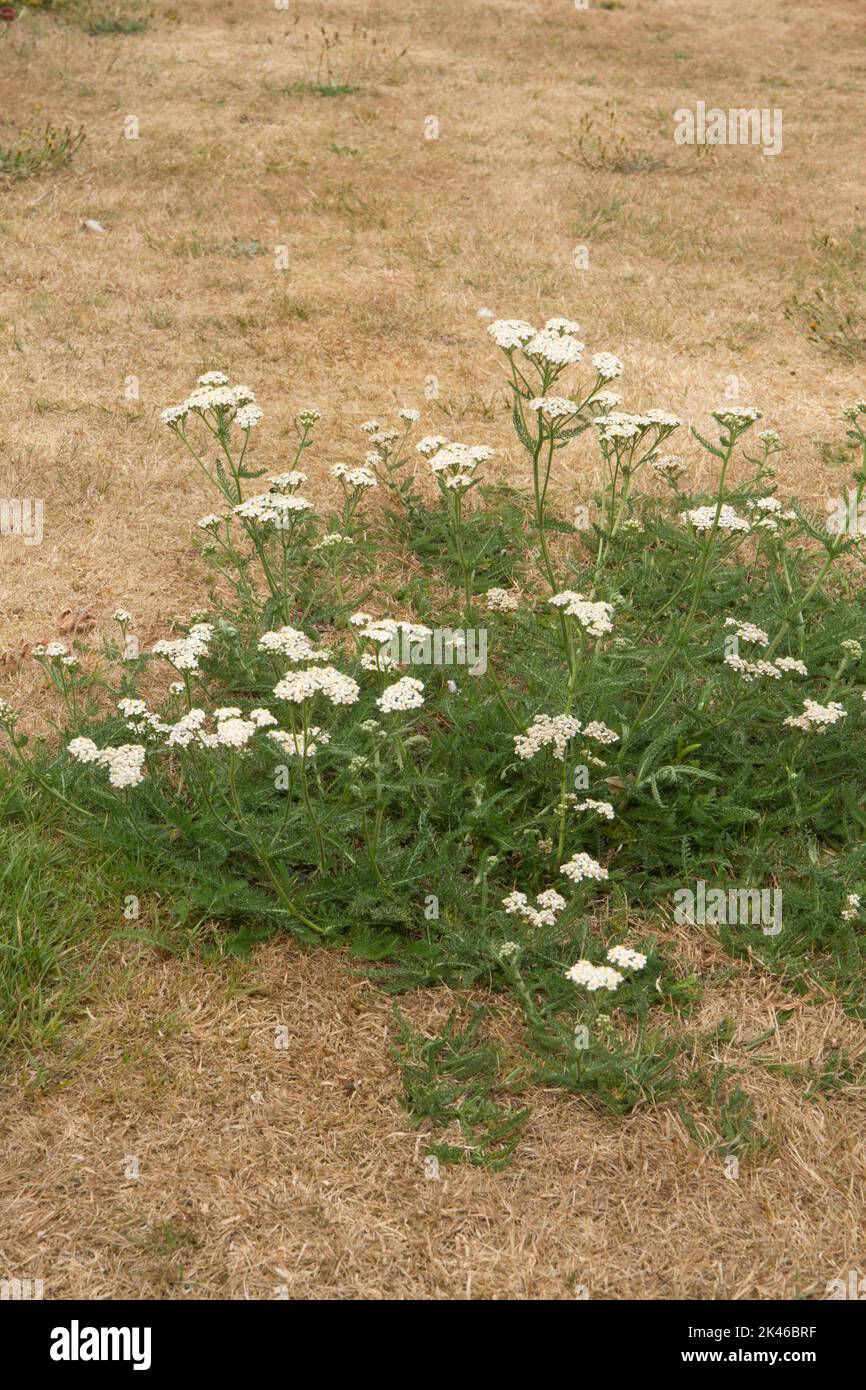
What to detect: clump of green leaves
<box><xmin>0</xmin><ymin>124</ymin><xmax>84</xmax><ymax>182</ymax></box>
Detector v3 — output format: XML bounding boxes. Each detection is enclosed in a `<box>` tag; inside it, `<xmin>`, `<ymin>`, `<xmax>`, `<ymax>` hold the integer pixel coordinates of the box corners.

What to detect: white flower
<box><xmin>514</xmin><ymin>713</ymin><xmax>582</xmax><ymax>761</ymax></box>
<box><xmin>113</xmin><ymin>609</ymin><xmax>132</xmax><ymax>624</ymax></box>
<box><xmin>258</xmin><ymin>626</ymin><xmax>330</xmax><ymax>661</ymax></box>
<box><xmin>488</xmin><ymin>319</ymin><xmax>536</xmax><ymax>350</ymax></box>
<box><xmin>197</xmin><ymin>371</ymin><xmax>229</xmax><ymax>387</ymax></box>
<box><xmin>250</xmin><ymin>707</ymin><xmax>278</xmax><ymax>727</ymax></box>
<box><xmin>525</xmin><ymin>330</ymin><xmax>584</xmax><ymax>366</ymax></box>
<box><xmin>560</xmin><ymin>852</ymin><xmax>608</xmax><ymax>884</ymax></box>
<box><xmin>484</xmin><ymin>588</ymin><xmax>519</xmax><ymax>613</ymax></box>
<box><xmin>583</xmin><ymin>721</ymin><xmax>619</xmax><ymax>745</ymax></box>
<box><xmin>592</xmin><ymin>352</ymin><xmax>624</xmax><ymax>380</ymax></box>
<box><xmin>268</xmin><ymin>727</ymin><xmax>330</xmax><ymax>758</ymax></box>
<box><xmin>681</xmin><ymin>505</ymin><xmax>750</xmax><ymax>534</ymax></box>
<box><xmin>502</xmin><ymin>887</ymin><xmax>567</xmax><ymax>929</ymax></box>
<box><xmin>724</xmin><ymin>618</ymin><xmax>769</xmax><ymax>647</ymax></box>
<box><xmin>565</xmin><ymin>960</ymin><xmax>622</xmax><ymax>992</ymax></box>
<box><xmin>235</xmin><ymin>404</ymin><xmax>263</xmax><ymax>430</ymax></box>
<box><xmin>651</xmin><ymin>455</ymin><xmax>683</xmax><ymax>480</ymax></box>
<box><xmin>399</xmin><ymin>408</ymin><xmax>421</xmax><ymax>422</ymax></box>
<box><xmin>269</xmin><ymin>472</ymin><xmax>307</xmax><ymax>493</ymax></box>
<box><xmin>101</xmin><ymin>744</ymin><xmax>147</xmax><ymax>788</ymax></box>
<box><xmin>527</xmin><ymin>396</ymin><xmax>578</xmax><ymax>418</ymax></box>
<box><xmin>544</xmin><ymin>317</ymin><xmax>582</xmax><ymax>336</ymax></box>
<box><xmin>197</xmin><ymin>514</ymin><xmax>223</xmax><ymax>531</ymax></box>
<box><xmin>572</xmin><ymin>798</ymin><xmax>615</xmax><ymax>820</ymax></box>
<box><xmin>606</xmin><ymin>945</ymin><xmax>647</xmax><ymax>971</ymax></box>
<box><xmin>274</xmin><ymin>666</ymin><xmax>360</xmax><ymax>706</ymax></box>
<box><xmin>416</xmin><ymin>435</ymin><xmax>448</xmax><ymax>457</ymax></box>
<box><xmin>841</xmin><ymin>892</ymin><xmax>861</xmax><ymax>922</ymax></box>
<box><xmin>784</xmin><ymin>700</ymin><xmax>847</xmax><ymax>733</ymax></box>
<box><xmin>645</xmin><ymin>409</ymin><xmax>680</xmax><ymax>428</ymax></box>
<box><xmin>68</xmin><ymin>737</ymin><xmax>101</xmax><ymax>764</ymax></box>
<box><xmin>549</xmin><ymin>591</ymin><xmax>614</xmax><ymax>637</ymax></box>
<box><xmin>215</xmin><ymin>718</ymin><xmax>258</xmax><ymax>748</ymax></box>
<box><xmin>712</xmin><ymin>406</ymin><xmax>762</xmax><ymax>428</ymax></box>
<box><xmin>298</xmin><ymin>409</ymin><xmax>321</xmax><ymax>427</ymax></box>
<box><xmin>376</xmin><ymin>676</ymin><xmax>425</xmax><ymax>712</ymax></box>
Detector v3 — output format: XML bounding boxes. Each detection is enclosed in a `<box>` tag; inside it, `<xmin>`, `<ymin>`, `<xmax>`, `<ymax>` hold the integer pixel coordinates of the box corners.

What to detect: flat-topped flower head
<box><xmin>484</xmin><ymin>587</ymin><xmax>519</xmax><ymax>613</ymax></box>
<box><xmin>416</xmin><ymin>435</ymin><xmax>448</xmax><ymax>457</ymax></box>
<box><xmin>528</xmin><ymin>396</ymin><xmax>579</xmax><ymax>418</ymax></box>
<box><xmin>724</xmin><ymin>618</ymin><xmax>769</xmax><ymax>647</ymax></box>
<box><xmin>784</xmin><ymin>699</ymin><xmax>847</xmax><ymax>733</ymax></box>
<box><xmin>215</xmin><ymin>717</ymin><xmax>258</xmax><ymax>748</ymax></box>
<box><xmin>514</xmin><ymin>713</ymin><xmax>582</xmax><ymax>761</ymax></box>
<box><xmin>502</xmin><ymin>887</ymin><xmax>567</xmax><ymax>928</ymax></box>
<box><xmin>549</xmin><ymin>591</ymin><xmax>614</xmax><ymax>638</ymax></box>
<box><xmin>712</xmin><ymin>406</ymin><xmax>762</xmax><ymax>429</ymax></box>
<box><xmin>258</xmin><ymin>626</ymin><xmax>330</xmax><ymax>662</ymax></box>
<box><xmin>606</xmin><ymin>945</ymin><xmax>647</xmax><ymax>972</ymax></box>
<box><xmin>399</xmin><ymin>408</ymin><xmax>421</xmax><ymax>423</ymax></box>
<box><xmin>235</xmin><ymin>404</ymin><xmax>262</xmax><ymax>430</ymax></box>
<box><xmin>274</xmin><ymin>665</ymin><xmax>360</xmax><ymax>706</ymax></box>
<box><xmin>233</xmin><ymin>493</ymin><xmax>313</xmax><ymax>526</ymax></box>
<box><xmin>268</xmin><ymin>727</ymin><xmax>330</xmax><ymax>758</ymax></box>
<box><xmin>69</xmin><ymin>738</ymin><xmax>146</xmax><ymax>788</ymax></box>
<box><xmin>488</xmin><ymin>319</ymin><xmax>536</xmax><ymax>350</ymax></box>
<box><xmin>524</xmin><ymin>329</ymin><xmax>584</xmax><ymax>366</ymax></box>
<box><xmin>591</xmin><ymin>352</ymin><xmax>624</xmax><ymax>380</ymax></box>
<box><xmin>376</xmin><ymin>676</ymin><xmax>425</xmax><ymax>712</ymax></box>
<box><xmin>571</xmin><ymin>798</ymin><xmax>615</xmax><ymax>820</ymax></box>
<box><xmin>544</xmin><ymin>317</ymin><xmax>582</xmax><ymax>336</ymax></box>
<box><xmin>560</xmin><ymin>851</ymin><xmax>608</xmax><ymax>884</ymax></box>
<box><xmin>269</xmin><ymin>472</ymin><xmax>307</xmax><ymax>493</ymax></box>
<box><xmin>565</xmin><ymin>959</ymin><xmax>622</xmax><ymax>991</ymax></box>
<box><xmin>681</xmin><ymin>505</ymin><xmax>750</xmax><ymax>534</ymax></box>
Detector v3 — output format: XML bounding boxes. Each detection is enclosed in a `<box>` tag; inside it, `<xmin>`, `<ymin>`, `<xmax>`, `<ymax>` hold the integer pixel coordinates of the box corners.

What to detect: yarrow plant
<box><xmin>4</xmin><ymin>319</ymin><xmax>866</xmax><ymax>1160</ymax></box>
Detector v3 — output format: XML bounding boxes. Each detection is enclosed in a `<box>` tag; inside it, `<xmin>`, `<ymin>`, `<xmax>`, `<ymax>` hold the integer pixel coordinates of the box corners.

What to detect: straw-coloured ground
<box><xmin>2</xmin><ymin>0</ymin><xmax>866</xmax><ymax>1300</ymax></box>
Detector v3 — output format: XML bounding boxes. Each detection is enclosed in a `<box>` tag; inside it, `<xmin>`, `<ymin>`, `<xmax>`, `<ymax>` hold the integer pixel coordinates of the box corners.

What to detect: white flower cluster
<box><xmin>258</xmin><ymin>626</ymin><xmax>330</xmax><ymax>662</ymax></box>
<box><xmin>712</xmin><ymin>407</ymin><xmax>762</xmax><ymax>429</ymax></box>
<box><xmin>560</xmin><ymin>851</ymin><xmax>608</xmax><ymax>884</ymax></box>
<box><xmin>651</xmin><ymin>455</ymin><xmax>684</xmax><ymax>481</ymax></box>
<box><xmin>549</xmin><ymin>590</ymin><xmax>614</xmax><ymax>638</ymax></box>
<box><xmin>564</xmin><ymin>961</ymin><xmax>623</xmax><ymax>992</ymax></box>
<box><xmin>514</xmin><ymin>713</ymin><xmax>583</xmax><ymax>762</ymax></box>
<box><xmin>681</xmin><ymin>505</ymin><xmax>750</xmax><ymax>534</ymax></box>
<box><xmin>331</xmin><ymin>463</ymin><xmax>378</xmax><ymax>490</ymax></box>
<box><xmin>160</xmin><ymin>374</ymin><xmax>259</xmax><ymax>429</ymax></box>
<box><xmin>607</xmin><ymin>945</ymin><xmax>647</xmax><ymax>971</ymax></box>
<box><xmin>502</xmin><ymin>888</ymin><xmax>567</xmax><ymax>929</ymax></box>
<box><xmin>783</xmin><ymin>700</ymin><xmax>847</xmax><ymax>733</ymax></box>
<box><xmin>571</xmin><ymin>798</ymin><xmax>615</xmax><ymax>820</ymax></box>
<box><xmin>841</xmin><ymin>892</ymin><xmax>861</xmax><ymax>922</ymax></box>
<box><xmin>565</xmin><ymin>942</ymin><xmax>646</xmax><ymax>993</ymax></box>
<box><xmin>269</xmin><ymin>471</ymin><xmax>308</xmax><ymax>493</ymax></box>
<box><xmin>528</xmin><ymin>396</ymin><xmax>578</xmax><ymax>419</ymax></box>
<box><xmin>32</xmin><ymin>641</ymin><xmax>79</xmax><ymax>668</ymax></box>
<box><xmin>426</xmin><ymin>440</ymin><xmax>493</xmax><ymax>492</ymax></box>
<box><xmin>273</xmin><ymin>666</ymin><xmax>360</xmax><ymax>706</ymax></box>
<box><xmin>151</xmin><ymin>622</ymin><xmax>214</xmax><ymax>672</ymax></box>
<box><xmin>724</xmin><ymin>654</ymin><xmax>807</xmax><ymax>682</ymax></box>
<box><xmin>68</xmin><ymin>737</ymin><xmax>147</xmax><ymax>788</ymax></box>
<box><xmin>376</xmin><ymin>676</ymin><xmax>425</xmax><ymax>712</ymax></box>
<box><xmin>724</xmin><ymin>618</ymin><xmax>769</xmax><ymax>647</ymax></box>
<box><xmin>484</xmin><ymin>588</ymin><xmax>520</xmax><ymax>613</ymax></box>
<box><xmin>234</xmin><ymin>492</ymin><xmax>314</xmax><ymax>528</ymax></box>
<box><xmin>269</xmin><ymin>727</ymin><xmax>330</xmax><ymax>758</ymax></box>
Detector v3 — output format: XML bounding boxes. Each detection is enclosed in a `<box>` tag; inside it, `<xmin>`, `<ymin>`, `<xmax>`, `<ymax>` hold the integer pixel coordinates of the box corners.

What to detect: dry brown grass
<box><xmin>2</xmin><ymin>938</ymin><xmax>864</xmax><ymax>1300</ymax></box>
<box><xmin>2</xmin><ymin>0</ymin><xmax>866</xmax><ymax>1300</ymax></box>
